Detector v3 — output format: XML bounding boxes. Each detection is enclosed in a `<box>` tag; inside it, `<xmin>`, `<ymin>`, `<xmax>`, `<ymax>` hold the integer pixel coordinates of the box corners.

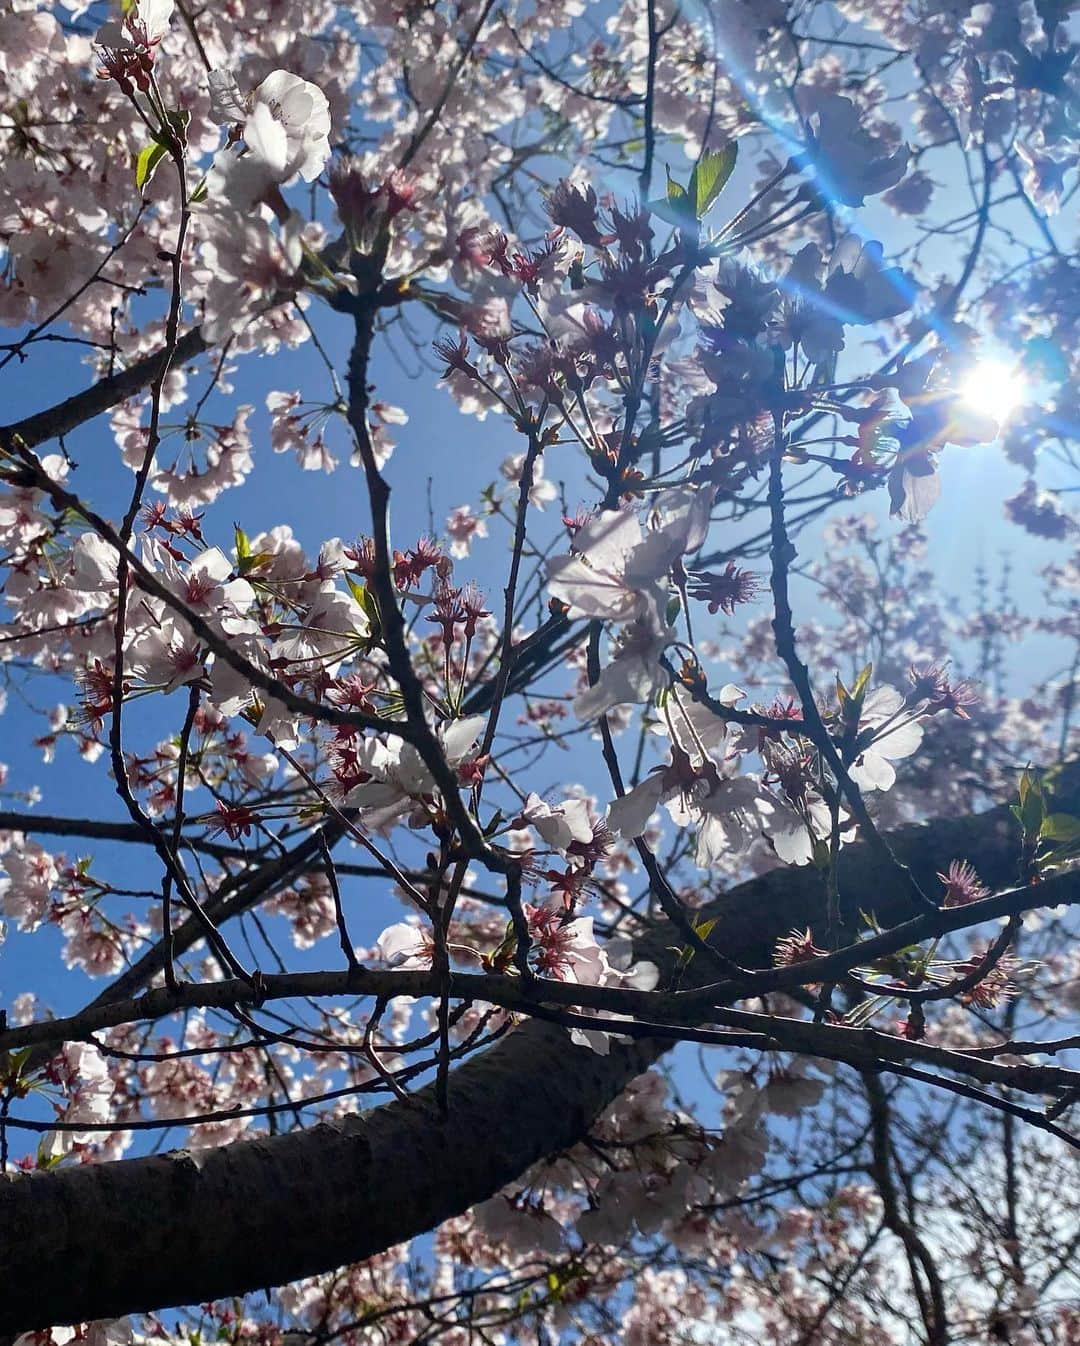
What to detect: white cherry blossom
<box><xmin>522</xmin><ymin>793</ymin><xmax>594</xmax><ymax>851</ymax></box>
<box><xmin>207</xmin><ymin>70</ymin><xmax>331</xmax><ymax>210</ymax></box>
<box><xmin>269</xmin><ymin>581</ymin><xmax>370</xmax><ymax>677</ymax></box>
<box><xmin>665</xmin><ymin>762</ymin><xmax>765</xmax><ymax>869</ymax></box>
<box><xmin>573</xmin><ymin>613</ymin><xmax>673</xmax><ymax>721</ymax></box>
<box><xmin>799</xmin><ymin>93</ymin><xmax>909</xmax><ymax>206</ymax></box>
<box><xmin>549</xmin><ymin>490</ymin><xmax>712</xmax><ymax>630</ymax></box>
<box><xmin>848</xmin><ymin>685</ymin><xmax>924</xmax><ymax>792</ymax></box>
<box><xmin>375</xmin><ymin>921</ymin><xmax>433</xmax><ymax>968</ymax></box>
<box><xmin>345</xmin><ymin>716</ymin><xmax>487</xmax><ymax>818</ymax></box>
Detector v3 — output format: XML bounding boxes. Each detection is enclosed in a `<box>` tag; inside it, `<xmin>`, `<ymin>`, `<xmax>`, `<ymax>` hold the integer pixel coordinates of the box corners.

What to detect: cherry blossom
<box><xmin>798</xmin><ymin>92</ymin><xmax>910</xmax><ymax>206</ymax></box>
<box><xmin>207</xmin><ymin>70</ymin><xmax>331</xmax><ymax>210</ymax></box>
<box><xmin>375</xmin><ymin>921</ymin><xmax>434</xmax><ymax>969</ymax></box>
<box><xmin>521</xmin><ymin>792</ymin><xmax>594</xmax><ymax>852</ymax></box>
<box><xmin>548</xmin><ymin>492</ymin><xmax>709</xmax><ymax>628</ymax></box>
<box><xmin>573</xmin><ymin>613</ymin><xmax>674</xmax><ymax>721</ymax></box>
<box><xmin>39</xmin><ymin>1042</ymin><xmax>115</xmax><ymax>1161</ymax></box>
<box><xmin>847</xmin><ymin>684</ymin><xmax>925</xmax><ymax>792</ymax></box>
<box><xmin>445</xmin><ymin>504</ymin><xmax>488</xmax><ymax>558</ymax></box>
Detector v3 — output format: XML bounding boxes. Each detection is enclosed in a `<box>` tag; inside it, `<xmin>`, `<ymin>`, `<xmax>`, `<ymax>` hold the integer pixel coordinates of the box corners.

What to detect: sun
<box><xmin>959</xmin><ymin>356</ymin><xmax>1027</xmax><ymax>425</ymax></box>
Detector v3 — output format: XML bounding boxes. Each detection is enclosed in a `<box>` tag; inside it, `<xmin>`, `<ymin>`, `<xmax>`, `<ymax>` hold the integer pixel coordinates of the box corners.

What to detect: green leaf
<box><xmin>647</xmin><ymin>167</ymin><xmax>698</xmax><ymax>231</ymax></box>
<box><xmin>234</xmin><ymin>527</ymin><xmax>274</xmax><ymax>577</ymax></box>
<box><xmin>0</xmin><ymin>1044</ymin><xmax>34</xmax><ymax>1089</ymax></box>
<box><xmin>689</xmin><ymin>142</ymin><xmax>738</xmax><ymax>218</ymax></box>
<box><xmin>11</xmin><ymin>1045</ymin><xmax>35</xmax><ymax>1075</ymax></box>
<box><xmin>837</xmin><ymin>662</ymin><xmax>873</xmax><ymax>728</ymax></box>
<box><xmin>695</xmin><ymin>915</ymin><xmax>719</xmax><ymax>942</ymax></box>
<box><xmin>35</xmin><ymin>1138</ymin><xmax>63</xmax><ymax>1171</ymax></box>
<box><xmin>345</xmin><ymin>578</ymin><xmax>381</xmax><ymax>635</ymax></box>
<box><xmin>666</xmin><ymin>166</ymin><xmax>689</xmax><ymax>207</ymax></box>
<box><xmin>1016</xmin><ymin>767</ymin><xmax>1047</xmax><ymax>839</ymax></box>
<box><xmin>135</xmin><ymin>110</ymin><xmax>190</xmax><ymax>191</ymax></box>
<box><xmin>852</xmin><ymin>661</ymin><xmax>873</xmax><ymax>700</ymax></box>
<box><xmin>135</xmin><ymin>137</ymin><xmax>169</xmax><ymax>190</ymax></box>
<box><xmin>1039</xmin><ymin>812</ymin><xmax>1080</xmax><ymax>844</ymax></box>
<box><xmin>835</xmin><ymin>677</ymin><xmax>859</xmax><ymax>733</ymax></box>
<box><xmin>648</xmin><ymin>201</ymin><xmax>693</xmax><ymax>230</ymax></box>
<box><xmin>678</xmin><ymin>915</ymin><xmax>719</xmax><ymax>968</ymax></box>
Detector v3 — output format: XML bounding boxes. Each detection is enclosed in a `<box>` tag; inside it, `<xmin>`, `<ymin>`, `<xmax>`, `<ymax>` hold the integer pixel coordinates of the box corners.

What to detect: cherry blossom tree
<box><xmin>0</xmin><ymin>0</ymin><xmax>1078</xmax><ymax>1340</ymax></box>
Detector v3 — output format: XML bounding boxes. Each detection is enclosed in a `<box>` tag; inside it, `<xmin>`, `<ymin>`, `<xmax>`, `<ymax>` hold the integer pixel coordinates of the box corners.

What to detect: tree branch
<box><xmin>1</xmin><ymin>771</ymin><xmax>1076</xmax><ymax>1329</ymax></box>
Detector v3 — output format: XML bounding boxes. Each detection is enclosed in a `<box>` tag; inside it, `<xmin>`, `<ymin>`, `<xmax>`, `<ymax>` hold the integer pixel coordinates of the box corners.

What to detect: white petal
<box><xmin>439</xmin><ymin>714</ymin><xmax>486</xmax><ymax>762</ymax></box>
<box><xmin>873</xmin><ymin>718</ymin><xmax>923</xmax><ymax>761</ymax></box>
<box><xmin>547</xmin><ymin>554</ymin><xmax>637</xmax><ymax>622</ymax></box>
<box><xmin>138</xmin><ymin>0</ymin><xmax>174</xmax><ymax>39</ymax></box>
<box><xmin>861</xmin><ymin>685</ymin><xmax>904</xmax><ymax>719</ymax></box>
<box><xmin>848</xmin><ymin>750</ymin><xmax>895</xmax><ymax>792</ymax></box>
<box><xmin>572</xmin><ymin>509</ymin><xmax>641</xmax><ymax>569</ymax></box>
<box><xmin>573</xmin><ymin>652</ymin><xmax>663</xmax><ymax>720</ymax></box>
<box><xmin>607</xmin><ymin>775</ymin><xmax>666</xmax><ymax>838</ymax></box>
<box><xmin>376</xmin><ymin>922</ymin><xmax>429</xmax><ymax>967</ymax></box>
<box><xmin>243</xmin><ymin>100</ymin><xmax>288</xmax><ymax>177</ymax></box>
<box><xmin>207</xmin><ymin>68</ymin><xmax>246</xmax><ymax>125</ymax></box>
<box><xmin>769</xmin><ymin>810</ymin><xmax>814</xmax><ymax>865</ymax></box>
<box><xmin>557</xmin><ymin>798</ymin><xmax>595</xmax><ymax>844</ymax></box>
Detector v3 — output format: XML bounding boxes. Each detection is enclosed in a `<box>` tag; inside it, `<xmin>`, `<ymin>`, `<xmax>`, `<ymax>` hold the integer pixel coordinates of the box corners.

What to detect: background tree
<box><xmin>0</xmin><ymin>0</ymin><xmax>1077</xmax><ymax>1339</ymax></box>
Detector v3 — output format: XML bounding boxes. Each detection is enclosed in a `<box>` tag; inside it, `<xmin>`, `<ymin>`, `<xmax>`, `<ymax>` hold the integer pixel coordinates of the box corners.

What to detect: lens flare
<box><xmin>960</xmin><ymin>357</ymin><xmax>1026</xmax><ymax>426</ymax></box>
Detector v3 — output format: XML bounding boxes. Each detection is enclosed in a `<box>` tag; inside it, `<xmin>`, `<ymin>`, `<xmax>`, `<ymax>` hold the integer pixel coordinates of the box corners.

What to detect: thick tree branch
<box><xmin>0</xmin><ymin>327</ymin><xmax>209</xmax><ymax>453</ymax></box>
<box><xmin>1</xmin><ymin>773</ymin><xmax>1076</xmax><ymax>1329</ymax></box>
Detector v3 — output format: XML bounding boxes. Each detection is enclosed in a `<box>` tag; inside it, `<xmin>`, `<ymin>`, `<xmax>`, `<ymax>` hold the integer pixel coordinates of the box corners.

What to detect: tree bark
<box><xmin>0</xmin><ymin>776</ymin><xmax>1064</xmax><ymax>1330</ymax></box>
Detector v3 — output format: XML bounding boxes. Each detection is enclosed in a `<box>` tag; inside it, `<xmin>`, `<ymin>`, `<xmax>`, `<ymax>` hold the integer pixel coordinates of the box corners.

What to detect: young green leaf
<box><xmin>647</xmin><ymin>168</ymin><xmax>698</xmax><ymax>232</ymax></box>
<box><xmin>690</xmin><ymin>143</ymin><xmax>738</xmax><ymax>218</ymax></box>
<box><xmin>1016</xmin><ymin>767</ymin><xmax>1047</xmax><ymax>839</ymax></box>
<box><xmin>1039</xmin><ymin>812</ymin><xmax>1080</xmax><ymax>844</ymax></box>
<box><xmin>135</xmin><ymin>136</ymin><xmax>169</xmax><ymax>190</ymax></box>
<box><xmin>666</xmin><ymin>166</ymin><xmax>689</xmax><ymax>207</ymax></box>
<box><xmin>677</xmin><ymin>915</ymin><xmax>719</xmax><ymax>967</ymax></box>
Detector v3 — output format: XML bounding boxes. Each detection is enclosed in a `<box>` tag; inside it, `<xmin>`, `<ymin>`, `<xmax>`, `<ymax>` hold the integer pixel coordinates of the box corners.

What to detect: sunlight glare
<box><xmin>960</xmin><ymin>357</ymin><xmax>1026</xmax><ymax>425</ymax></box>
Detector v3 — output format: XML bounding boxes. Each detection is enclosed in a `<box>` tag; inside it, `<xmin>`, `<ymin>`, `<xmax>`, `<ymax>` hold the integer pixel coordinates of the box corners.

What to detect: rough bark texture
<box><xmin>0</xmin><ymin>777</ymin><xmax>1063</xmax><ymax>1330</ymax></box>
